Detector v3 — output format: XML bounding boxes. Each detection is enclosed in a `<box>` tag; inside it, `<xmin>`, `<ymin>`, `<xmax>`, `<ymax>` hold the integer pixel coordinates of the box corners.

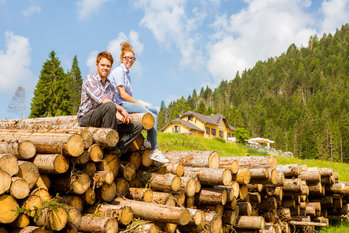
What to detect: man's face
<box><xmin>96</xmin><ymin>57</ymin><xmax>112</xmax><ymax>79</ymax></box>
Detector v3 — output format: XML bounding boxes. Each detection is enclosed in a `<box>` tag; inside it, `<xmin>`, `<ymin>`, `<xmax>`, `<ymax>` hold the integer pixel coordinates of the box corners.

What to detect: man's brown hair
<box><xmin>96</xmin><ymin>51</ymin><xmax>114</xmax><ymax>65</ymax></box>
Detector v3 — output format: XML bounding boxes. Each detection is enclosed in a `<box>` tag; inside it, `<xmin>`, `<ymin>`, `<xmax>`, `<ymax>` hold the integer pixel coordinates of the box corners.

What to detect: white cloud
<box><xmin>0</xmin><ymin>31</ymin><xmax>34</xmax><ymax>94</ymax></box>
<box><xmin>207</xmin><ymin>0</ymin><xmax>316</xmax><ymax>83</ymax></box>
<box><xmin>106</xmin><ymin>31</ymin><xmax>144</xmax><ymax>77</ymax></box>
<box><xmin>86</xmin><ymin>30</ymin><xmax>145</xmax><ymax>76</ymax></box>
<box><xmin>76</xmin><ymin>0</ymin><xmax>109</xmax><ymax>21</ymax></box>
<box><xmin>134</xmin><ymin>0</ymin><xmax>205</xmax><ymax>68</ymax></box>
<box><xmin>86</xmin><ymin>50</ymin><xmax>98</xmax><ymax>73</ymax></box>
<box><xmin>22</xmin><ymin>6</ymin><xmax>41</xmax><ymax>17</ymax></box>
<box><xmin>320</xmin><ymin>0</ymin><xmax>349</xmax><ymax>34</ymax></box>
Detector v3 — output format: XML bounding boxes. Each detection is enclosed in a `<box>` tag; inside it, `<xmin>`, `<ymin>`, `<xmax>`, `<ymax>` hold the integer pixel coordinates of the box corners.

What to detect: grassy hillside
<box><xmin>158</xmin><ymin>132</ymin><xmax>349</xmax><ymax>182</ymax></box>
<box><xmin>157</xmin><ymin>132</ymin><xmax>349</xmax><ymax>232</ymax></box>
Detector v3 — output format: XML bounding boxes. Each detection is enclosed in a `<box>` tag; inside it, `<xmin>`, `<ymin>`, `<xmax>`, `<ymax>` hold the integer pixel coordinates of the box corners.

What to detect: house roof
<box><xmin>180</xmin><ymin>111</ymin><xmax>235</xmax><ymax>130</ymax></box>
<box><xmin>160</xmin><ymin>118</ymin><xmax>204</xmax><ymax>132</ymax></box>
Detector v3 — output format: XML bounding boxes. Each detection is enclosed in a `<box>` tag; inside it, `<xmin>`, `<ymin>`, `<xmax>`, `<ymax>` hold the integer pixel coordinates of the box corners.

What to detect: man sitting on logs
<box><xmin>77</xmin><ymin>51</ymin><xmax>142</xmax><ymax>154</ymax></box>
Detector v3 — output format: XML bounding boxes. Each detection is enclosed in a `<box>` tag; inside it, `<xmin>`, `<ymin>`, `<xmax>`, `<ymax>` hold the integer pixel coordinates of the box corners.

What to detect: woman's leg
<box><xmin>121</xmin><ymin>102</ymin><xmax>158</xmax><ymax>150</ymax></box>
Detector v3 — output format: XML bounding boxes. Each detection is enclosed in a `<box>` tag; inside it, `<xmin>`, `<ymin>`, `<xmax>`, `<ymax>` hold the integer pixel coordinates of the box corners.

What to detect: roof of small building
<box><xmin>180</xmin><ymin>111</ymin><xmax>235</xmax><ymax>130</ymax></box>
<box><xmin>161</xmin><ymin>118</ymin><xmax>204</xmax><ymax>132</ymax></box>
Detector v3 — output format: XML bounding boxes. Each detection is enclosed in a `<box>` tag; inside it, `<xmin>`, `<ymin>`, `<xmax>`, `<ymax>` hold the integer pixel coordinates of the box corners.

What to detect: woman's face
<box><xmin>123</xmin><ymin>51</ymin><xmax>135</xmax><ymax>70</ymax></box>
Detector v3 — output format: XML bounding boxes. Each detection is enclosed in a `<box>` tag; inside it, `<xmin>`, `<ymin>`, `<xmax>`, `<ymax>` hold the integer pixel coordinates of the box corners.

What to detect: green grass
<box><xmin>317</xmin><ymin>221</ymin><xmax>349</xmax><ymax>233</ymax></box>
<box><xmin>158</xmin><ymin>132</ymin><xmax>349</xmax><ymax>182</ymax></box>
<box><xmin>157</xmin><ymin>132</ymin><xmax>349</xmax><ymax>232</ymax></box>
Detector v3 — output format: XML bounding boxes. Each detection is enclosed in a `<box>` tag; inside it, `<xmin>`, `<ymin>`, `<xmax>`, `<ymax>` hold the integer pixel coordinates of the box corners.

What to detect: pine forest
<box><xmin>158</xmin><ymin>24</ymin><xmax>349</xmax><ymax>163</ymax></box>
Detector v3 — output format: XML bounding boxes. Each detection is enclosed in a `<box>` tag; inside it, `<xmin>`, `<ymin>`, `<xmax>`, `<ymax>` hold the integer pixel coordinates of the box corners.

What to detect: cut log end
<box><xmin>179</xmin><ymin>208</ymin><xmax>191</xmax><ymax>225</ymax></box>
<box><xmin>18</xmin><ymin>141</ymin><xmax>36</xmax><ymax>159</ymax></box>
<box><xmin>208</xmin><ymin>151</ymin><xmax>219</xmax><ymax>168</ymax></box>
<box><xmin>171</xmin><ymin>176</ymin><xmax>181</xmax><ymax>192</ymax></box>
<box><xmin>66</xmin><ymin>134</ymin><xmax>85</xmax><ymax>157</ymax></box>
<box><xmin>0</xmin><ymin>194</ymin><xmax>19</xmax><ymax>224</ymax></box>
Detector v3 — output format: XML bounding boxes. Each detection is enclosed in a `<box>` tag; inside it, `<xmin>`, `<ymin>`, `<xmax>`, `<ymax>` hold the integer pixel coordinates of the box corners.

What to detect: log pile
<box><xmin>0</xmin><ymin>115</ymin><xmax>348</xmax><ymax>233</ymax></box>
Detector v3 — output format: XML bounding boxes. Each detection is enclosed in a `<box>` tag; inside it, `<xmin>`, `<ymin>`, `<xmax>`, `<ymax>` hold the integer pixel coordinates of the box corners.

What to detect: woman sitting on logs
<box><xmin>109</xmin><ymin>42</ymin><xmax>169</xmax><ymax>163</ymax></box>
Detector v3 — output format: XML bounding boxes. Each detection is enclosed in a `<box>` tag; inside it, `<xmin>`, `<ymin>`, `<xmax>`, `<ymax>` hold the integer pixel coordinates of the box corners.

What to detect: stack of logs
<box><xmin>0</xmin><ymin>115</ymin><xmax>348</xmax><ymax>233</ymax></box>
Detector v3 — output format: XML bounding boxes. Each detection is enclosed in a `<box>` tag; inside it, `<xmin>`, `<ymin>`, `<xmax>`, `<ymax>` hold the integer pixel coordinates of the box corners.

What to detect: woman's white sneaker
<box><xmin>149</xmin><ymin>151</ymin><xmax>169</xmax><ymax>163</ymax></box>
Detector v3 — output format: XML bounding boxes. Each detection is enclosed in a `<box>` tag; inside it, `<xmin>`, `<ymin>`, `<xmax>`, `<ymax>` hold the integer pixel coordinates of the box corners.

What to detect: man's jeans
<box><xmin>78</xmin><ymin>102</ymin><xmax>142</xmax><ymax>153</ymax></box>
<box><xmin>121</xmin><ymin>102</ymin><xmax>158</xmax><ymax>150</ymax></box>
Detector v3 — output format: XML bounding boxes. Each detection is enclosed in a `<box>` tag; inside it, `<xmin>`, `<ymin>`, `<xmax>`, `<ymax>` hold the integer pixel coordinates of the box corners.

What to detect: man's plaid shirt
<box><xmin>77</xmin><ymin>72</ymin><xmax>115</xmax><ymax>118</ymax></box>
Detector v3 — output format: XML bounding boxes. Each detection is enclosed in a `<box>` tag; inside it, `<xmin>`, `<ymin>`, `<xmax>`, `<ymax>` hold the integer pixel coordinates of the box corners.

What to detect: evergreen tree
<box><xmin>67</xmin><ymin>56</ymin><xmax>82</xmax><ymax>114</ymax></box>
<box><xmin>196</xmin><ymin>100</ymin><xmax>206</xmax><ymax>114</ymax></box>
<box><xmin>157</xmin><ymin>100</ymin><xmax>167</xmax><ymax>130</ymax></box>
<box><xmin>30</xmin><ymin>51</ymin><xmax>73</xmax><ymax>118</ymax></box>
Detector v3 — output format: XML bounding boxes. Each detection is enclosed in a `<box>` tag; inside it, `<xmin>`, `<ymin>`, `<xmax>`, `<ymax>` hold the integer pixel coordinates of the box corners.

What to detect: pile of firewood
<box><xmin>0</xmin><ymin>115</ymin><xmax>348</xmax><ymax>233</ymax></box>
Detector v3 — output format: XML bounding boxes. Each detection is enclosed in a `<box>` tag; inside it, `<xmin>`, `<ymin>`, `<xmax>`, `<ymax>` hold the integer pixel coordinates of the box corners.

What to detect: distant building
<box><xmin>161</xmin><ymin>111</ymin><xmax>235</xmax><ymax>140</ymax></box>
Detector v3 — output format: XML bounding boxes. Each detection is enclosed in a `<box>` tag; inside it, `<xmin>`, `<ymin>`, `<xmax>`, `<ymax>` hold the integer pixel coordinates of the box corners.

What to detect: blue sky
<box><xmin>0</xmin><ymin>0</ymin><xmax>349</xmax><ymax>120</ymax></box>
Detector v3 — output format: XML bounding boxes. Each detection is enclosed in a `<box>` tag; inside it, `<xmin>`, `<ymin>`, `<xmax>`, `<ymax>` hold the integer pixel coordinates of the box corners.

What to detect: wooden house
<box><xmin>161</xmin><ymin>111</ymin><xmax>235</xmax><ymax>140</ymax></box>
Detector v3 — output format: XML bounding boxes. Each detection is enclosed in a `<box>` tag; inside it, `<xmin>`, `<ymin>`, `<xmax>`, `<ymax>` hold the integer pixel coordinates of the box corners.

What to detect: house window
<box><xmin>206</xmin><ymin>127</ymin><xmax>210</xmax><ymax>134</ymax></box>
<box><xmin>188</xmin><ymin>116</ymin><xmax>193</xmax><ymax>121</ymax></box>
<box><xmin>219</xmin><ymin>130</ymin><xmax>224</xmax><ymax>137</ymax></box>
<box><xmin>227</xmin><ymin>133</ymin><xmax>231</xmax><ymax>138</ymax></box>
<box><xmin>172</xmin><ymin>125</ymin><xmax>180</xmax><ymax>133</ymax></box>
<box><xmin>211</xmin><ymin>128</ymin><xmax>216</xmax><ymax>136</ymax></box>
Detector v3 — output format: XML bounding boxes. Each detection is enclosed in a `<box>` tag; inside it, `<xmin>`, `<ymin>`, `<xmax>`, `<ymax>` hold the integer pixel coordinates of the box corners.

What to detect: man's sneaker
<box><xmin>143</xmin><ymin>140</ymin><xmax>152</xmax><ymax>149</ymax></box>
<box><xmin>149</xmin><ymin>151</ymin><xmax>170</xmax><ymax>163</ymax></box>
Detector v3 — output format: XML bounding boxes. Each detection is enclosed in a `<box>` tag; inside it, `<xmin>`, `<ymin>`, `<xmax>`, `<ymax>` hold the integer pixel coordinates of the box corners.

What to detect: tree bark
<box><xmin>0</xmin><ymin>131</ymin><xmax>84</xmax><ymax>157</ymax></box>
<box><xmin>12</xmin><ymin>226</ymin><xmax>54</xmax><ymax>233</ymax></box>
<box><xmin>220</xmin><ymin>156</ymin><xmax>277</xmax><ymax>169</ymax></box>
<box><xmin>158</xmin><ymin>163</ymin><xmax>184</xmax><ymax>177</ymax></box>
<box><xmin>140</xmin><ymin>172</ymin><xmax>181</xmax><ymax>192</ymax></box>
<box><xmin>236</xmin><ymin>216</ymin><xmax>265</xmax><ymax>230</ymax></box>
<box><xmin>182</xmin><ymin>166</ymin><xmax>232</xmax><ymax>186</ymax></box>
<box><xmin>76</xmin><ymin>216</ymin><xmax>118</xmax><ymax>233</ymax></box>
<box><xmin>0</xmin><ymin>141</ymin><xmax>36</xmax><ymax>160</ymax></box>
<box><xmin>219</xmin><ymin>158</ymin><xmax>239</xmax><ymax>174</ymax></box>
<box><xmin>93</xmin><ymin>171</ymin><xmax>115</xmax><ymax>188</ymax></box>
<box><xmin>0</xmin><ymin>153</ymin><xmax>19</xmax><ymax>177</ymax></box>
<box><xmin>129</xmin><ymin>188</ymin><xmax>153</xmax><ymax>202</ymax></box>
<box><xmin>113</xmin><ymin>197</ymin><xmax>191</xmax><ymax>225</ymax></box>
<box><xmin>195</xmin><ymin>188</ymin><xmax>227</xmax><ymax>205</ymax></box>
<box><xmin>0</xmin><ymin>194</ymin><xmax>19</xmax><ymax>224</ymax></box>
<box><xmin>163</xmin><ymin>150</ymin><xmax>219</xmax><ymax>168</ymax></box>
<box><xmin>299</xmin><ymin>171</ymin><xmax>321</xmax><ymax>183</ymax></box>
<box><xmin>87</xmin><ymin>127</ymin><xmax>119</xmax><ymax>148</ymax></box>
<box><xmin>86</xmin><ymin>204</ymin><xmax>134</xmax><ymax>226</ymax></box>
<box><xmin>277</xmin><ymin>164</ymin><xmax>300</xmax><ymax>177</ymax></box>
<box><xmin>33</xmin><ymin>154</ymin><xmax>69</xmax><ymax>174</ymax></box>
